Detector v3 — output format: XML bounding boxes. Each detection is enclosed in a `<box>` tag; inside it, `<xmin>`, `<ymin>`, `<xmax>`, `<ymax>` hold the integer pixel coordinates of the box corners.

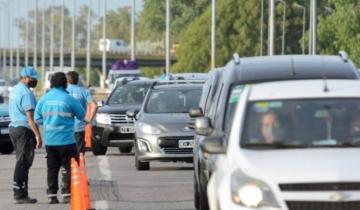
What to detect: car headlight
<box><xmin>138</xmin><ymin>122</ymin><xmax>161</xmax><ymax>135</ymax></box>
<box><xmin>96</xmin><ymin>113</ymin><xmax>111</xmax><ymax>125</ymax></box>
<box><xmin>137</xmin><ymin>139</ymin><xmax>151</xmax><ymax>152</ymax></box>
<box><xmin>231</xmin><ymin>169</ymin><xmax>279</xmax><ymax>208</ymax></box>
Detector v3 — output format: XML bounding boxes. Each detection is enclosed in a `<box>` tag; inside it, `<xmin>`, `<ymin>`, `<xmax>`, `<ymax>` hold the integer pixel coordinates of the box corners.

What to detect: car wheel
<box><xmin>194</xmin><ymin>172</ymin><xmax>200</xmax><ymax>209</ymax></box>
<box><xmin>118</xmin><ymin>146</ymin><xmax>133</xmax><ymax>153</ymax></box>
<box><xmin>135</xmin><ymin>147</ymin><xmax>149</xmax><ymax>171</ymax></box>
<box><xmin>199</xmin><ymin>171</ymin><xmax>209</xmax><ymax>210</ymax></box>
<box><xmin>91</xmin><ymin>137</ymin><xmax>107</xmax><ymax>156</ymax></box>
<box><xmin>0</xmin><ymin>143</ymin><xmax>14</xmax><ymax>154</ymax></box>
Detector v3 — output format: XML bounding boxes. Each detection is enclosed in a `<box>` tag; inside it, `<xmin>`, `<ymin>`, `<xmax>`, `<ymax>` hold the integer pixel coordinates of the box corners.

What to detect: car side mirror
<box><xmin>0</xmin><ymin>95</ymin><xmax>4</xmax><ymax>104</ymax></box>
<box><xmin>189</xmin><ymin>107</ymin><xmax>204</xmax><ymax>118</ymax></box>
<box><xmin>126</xmin><ymin>109</ymin><xmax>139</xmax><ymax>120</ymax></box>
<box><xmin>200</xmin><ymin>136</ymin><xmax>226</xmax><ymax>154</ymax></box>
<box><xmin>97</xmin><ymin>100</ymin><xmax>105</xmax><ymax>107</ymax></box>
<box><xmin>195</xmin><ymin>117</ymin><xmax>212</xmax><ymax>136</ymax></box>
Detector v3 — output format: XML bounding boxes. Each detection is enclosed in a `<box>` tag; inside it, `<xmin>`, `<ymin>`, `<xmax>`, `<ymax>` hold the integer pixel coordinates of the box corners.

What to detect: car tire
<box><xmin>199</xmin><ymin>171</ymin><xmax>209</xmax><ymax>210</ymax></box>
<box><xmin>0</xmin><ymin>143</ymin><xmax>14</xmax><ymax>154</ymax></box>
<box><xmin>118</xmin><ymin>146</ymin><xmax>133</xmax><ymax>153</ymax></box>
<box><xmin>135</xmin><ymin>148</ymin><xmax>149</xmax><ymax>170</ymax></box>
<box><xmin>194</xmin><ymin>172</ymin><xmax>200</xmax><ymax>209</ymax></box>
<box><xmin>91</xmin><ymin>137</ymin><xmax>107</xmax><ymax>156</ymax></box>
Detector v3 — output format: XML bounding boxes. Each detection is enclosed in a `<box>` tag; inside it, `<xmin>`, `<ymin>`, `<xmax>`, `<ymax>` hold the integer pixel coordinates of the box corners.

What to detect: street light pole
<box><xmin>49</xmin><ymin>1</ymin><xmax>54</xmax><ymax>71</ymax></box>
<box><xmin>102</xmin><ymin>0</ymin><xmax>107</xmax><ymax>88</ymax></box>
<box><xmin>260</xmin><ymin>0</ymin><xmax>264</xmax><ymax>56</ymax></box>
<box><xmin>165</xmin><ymin>0</ymin><xmax>171</xmax><ymax>76</ymax></box>
<box><xmin>311</xmin><ymin>0</ymin><xmax>317</xmax><ymax>55</ymax></box>
<box><xmin>71</xmin><ymin>0</ymin><xmax>76</xmax><ymax>70</ymax></box>
<box><xmin>277</xmin><ymin>0</ymin><xmax>286</xmax><ymax>55</ymax></box>
<box><xmin>294</xmin><ymin>3</ymin><xmax>306</xmax><ymax>54</ymax></box>
<box><xmin>60</xmin><ymin>0</ymin><xmax>64</xmax><ymax>71</ymax></box>
<box><xmin>34</xmin><ymin>0</ymin><xmax>38</xmax><ymax>69</ymax></box>
<box><xmin>41</xmin><ymin>0</ymin><xmax>45</xmax><ymax>83</ymax></box>
<box><xmin>130</xmin><ymin>0</ymin><xmax>135</xmax><ymax>61</ymax></box>
<box><xmin>9</xmin><ymin>0</ymin><xmax>13</xmax><ymax>79</ymax></box>
<box><xmin>268</xmin><ymin>0</ymin><xmax>275</xmax><ymax>56</ymax></box>
<box><xmin>15</xmin><ymin>0</ymin><xmax>20</xmax><ymax>76</ymax></box>
<box><xmin>25</xmin><ymin>0</ymin><xmax>29</xmax><ymax>67</ymax></box>
<box><xmin>211</xmin><ymin>0</ymin><xmax>216</xmax><ymax>69</ymax></box>
<box><xmin>86</xmin><ymin>0</ymin><xmax>91</xmax><ymax>86</ymax></box>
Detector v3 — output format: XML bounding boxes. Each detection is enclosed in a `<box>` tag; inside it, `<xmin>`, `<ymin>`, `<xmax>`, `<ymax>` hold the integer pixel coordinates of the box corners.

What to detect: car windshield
<box><xmin>108</xmin><ymin>83</ymin><xmax>150</xmax><ymax>105</ymax></box>
<box><xmin>242</xmin><ymin>99</ymin><xmax>360</xmax><ymax>149</ymax></box>
<box><xmin>145</xmin><ymin>87</ymin><xmax>202</xmax><ymax>113</ymax></box>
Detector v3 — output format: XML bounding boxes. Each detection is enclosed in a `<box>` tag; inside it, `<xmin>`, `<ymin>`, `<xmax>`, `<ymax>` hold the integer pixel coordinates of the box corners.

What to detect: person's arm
<box><xmin>26</xmin><ymin>110</ymin><xmax>42</xmax><ymax>149</ymax></box>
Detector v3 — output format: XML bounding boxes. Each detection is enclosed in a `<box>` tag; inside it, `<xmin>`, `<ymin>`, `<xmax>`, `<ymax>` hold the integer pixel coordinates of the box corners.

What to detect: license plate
<box><xmin>120</xmin><ymin>125</ymin><xmax>134</xmax><ymax>134</ymax></box>
<box><xmin>1</xmin><ymin>128</ymin><xmax>9</xmax><ymax>134</ymax></box>
<box><xmin>178</xmin><ymin>140</ymin><xmax>194</xmax><ymax>148</ymax></box>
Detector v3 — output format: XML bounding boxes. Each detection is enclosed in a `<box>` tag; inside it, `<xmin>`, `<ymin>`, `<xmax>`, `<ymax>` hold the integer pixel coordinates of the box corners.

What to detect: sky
<box><xmin>0</xmin><ymin>0</ymin><xmax>144</xmax><ymax>48</ymax></box>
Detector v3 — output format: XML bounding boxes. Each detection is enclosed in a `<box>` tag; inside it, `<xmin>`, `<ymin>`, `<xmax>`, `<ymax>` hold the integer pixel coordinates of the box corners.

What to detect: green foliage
<box><xmin>141</xmin><ymin>67</ymin><xmax>162</xmax><ymax>78</ymax></box>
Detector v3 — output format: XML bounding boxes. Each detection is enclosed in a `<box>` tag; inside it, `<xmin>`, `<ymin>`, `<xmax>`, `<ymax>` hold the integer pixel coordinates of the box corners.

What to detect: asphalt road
<box><xmin>0</xmin><ymin>147</ymin><xmax>195</xmax><ymax>210</ymax></box>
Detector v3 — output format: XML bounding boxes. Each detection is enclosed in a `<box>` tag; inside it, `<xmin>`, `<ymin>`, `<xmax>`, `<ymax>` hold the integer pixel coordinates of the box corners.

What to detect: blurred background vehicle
<box><xmin>99</xmin><ymin>39</ymin><xmax>129</xmax><ymax>53</ymax></box>
<box><xmin>0</xmin><ymin>95</ymin><xmax>13</xmax><ymax>154</ymax></box>
<box><xmin>92</xmin><ymin>79</ymin><xmax>154</xmax><ymax>156</ymax></box>
<box><xmin>106</xmin><ymin>59</ymin><xmax>141</xmax><ymax>93</ymax></box>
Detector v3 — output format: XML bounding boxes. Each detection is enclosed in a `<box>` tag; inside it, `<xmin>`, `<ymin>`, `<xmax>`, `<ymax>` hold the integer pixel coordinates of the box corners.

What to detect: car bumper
<box><xmin>136</xmin><ymin>132</ymin><xmax>194</xmax><ymax>162</ymax></box>
<box><xmin>92</xmin><ymin>123</ymin><xmax>135</xmax><ymax>147</ymax></box>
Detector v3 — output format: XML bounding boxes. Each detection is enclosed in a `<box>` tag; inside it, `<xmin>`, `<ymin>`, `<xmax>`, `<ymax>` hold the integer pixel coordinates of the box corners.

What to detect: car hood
<box><xmin>238</xmin><ymin>149</ymin><xmax>360</xmax><ymax>183</ymax></box>
<box><xmin>138</xmin><ymin>113</ymin><xmax>193</xmax><ymax>133</ymax></box>
<box><xmin>97</xmin><ymin>104</ymin><xmax>142</xmax><ymax>114</ymax></box>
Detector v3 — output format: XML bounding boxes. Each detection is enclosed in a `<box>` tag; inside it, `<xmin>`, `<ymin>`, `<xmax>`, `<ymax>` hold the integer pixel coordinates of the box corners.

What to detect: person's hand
<box><xmin>35</xmin><ymin>135</ymin><xmax>43</xmax><ymax>149</ymax></box>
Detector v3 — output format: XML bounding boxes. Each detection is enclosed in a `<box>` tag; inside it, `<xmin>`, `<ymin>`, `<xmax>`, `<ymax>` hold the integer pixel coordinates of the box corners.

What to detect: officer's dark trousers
<box><xmin>75</xmin><ymin>131</ymin><xmax>86</xmax><ymax>154</ymax></box>
<box><xmin>45</xmin><ymin>144</ymin><xmax>78</xmax><ymax>199</ymax></box>
<box><xmin>9</xmin><ymin>127</ymin><xmax>36</xmax><ymax>200</ymax></box>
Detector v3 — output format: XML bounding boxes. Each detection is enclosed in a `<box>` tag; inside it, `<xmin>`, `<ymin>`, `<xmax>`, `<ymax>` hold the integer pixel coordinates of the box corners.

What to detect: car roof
<box><xmin>120</xmin><ymin>79</ymin><xmax>155</xmax><ymax>86</ymax></box>
<box><xmin>248</xmin><ymin>79</ymin><xmax>360</xmax><ymax>101</ymax></box>
<box><xmin>224</xmin><ymin>55</ymin><xmax>359</xmax><ymax>84</ymax></box>
<box><xmin>171</xmin><ymin>73</ymin><xmax>209</xmax><ymax>80</ymax></box>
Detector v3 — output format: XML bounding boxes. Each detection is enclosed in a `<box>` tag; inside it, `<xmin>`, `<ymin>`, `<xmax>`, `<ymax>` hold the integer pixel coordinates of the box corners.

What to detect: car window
<box><xmin>242</xmin><ymin>98</ymin><xmax>360</xmax><ymax>149</ymax></box>
<box><xmin>108</xmin><ymin>84</ymin><xmax>150</xmax><ymax>105</ymax></box>
<box><xmin>145</xmin><ymin>88</ymin><xmax>202</xmax><ymax>113</ymax></box>
<box><xmin>223</xmin><ymin>85</ymin><xmax>245</xmax><ymax>132</ymax></box>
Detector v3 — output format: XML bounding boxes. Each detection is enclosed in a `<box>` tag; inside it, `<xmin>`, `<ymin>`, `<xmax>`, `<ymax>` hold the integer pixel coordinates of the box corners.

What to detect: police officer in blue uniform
<box><xmin>9</xmin><ymin>67</ymin><xmax>42</xmax><ymax>204</ymax></box>
<box><xmin>66</xmin><ymin>71</ymin><xmax>97</xmax><ymax>153</ymax></box>
<box><xmin>35</xmin><ymin>72</ymin><xmax>86</xmax><ymax>204</ymax></box>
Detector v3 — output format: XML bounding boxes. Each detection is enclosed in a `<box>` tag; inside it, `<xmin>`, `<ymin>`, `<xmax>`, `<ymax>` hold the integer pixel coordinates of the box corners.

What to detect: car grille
<box><xmin>279</xmin><ymin>183</ymin><xmax>360</xmax><ymax>191</ymax></box>
<box><xmin>110</xmin><ymin>114</ymin><xmax>134</xmax><ymax>124</ymax></box>
<box><xmin>286</xmin><ymin>201</ymin><xmax>360</xmax><ymax>210</ymax></box>
<box><xmin>163</xmin><ymin>148</ymin><xmax>193</xmax><ymax>154</ymax></box>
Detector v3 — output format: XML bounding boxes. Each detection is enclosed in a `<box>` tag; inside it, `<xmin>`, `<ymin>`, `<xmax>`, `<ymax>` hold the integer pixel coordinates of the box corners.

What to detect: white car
<box><xmin>203</xmin><ymin>79</ymin><xmax>360</xmax><ymax>210</ymax></box>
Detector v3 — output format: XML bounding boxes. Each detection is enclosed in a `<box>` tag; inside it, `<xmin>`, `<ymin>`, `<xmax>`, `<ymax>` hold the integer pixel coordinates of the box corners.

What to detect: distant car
<box><xmin>92</xmin><ymin>79</ymin><xmax>155</xmax><ymax>156</ymax></box>
<box><xmin>132</xmin><ymin>80</ymin><xmax>203</xmax><ymax>170</ymax></box>
<box><xmin>0</xmin><ymin>79</ymin><xmax>7</xmax><ymax>98</ymax></box>
<box><xmin>206</xmin><ymin>79</ymin><xmax>360</xmax><ymax>210</ymax></box>
<box><xmin>171</xmin><ymin>73</ymin><xmax>208</xmax><ymax>81</ymax></box>
<box><xmin>99</xmin><ymin>39</ymin><xmax>128</xmax><ymax>53</ymax></box>
<box><xmin>0</xmin><ymin>101</ymin><xmax>13</xmax><ymax>154</ymax></box>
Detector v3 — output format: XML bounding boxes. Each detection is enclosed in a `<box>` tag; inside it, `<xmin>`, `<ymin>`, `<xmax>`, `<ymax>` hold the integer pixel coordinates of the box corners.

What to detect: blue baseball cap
<box><xmin>20</xmin><ymin>67</ymin><xmax>39</xmax><ymax>80</ymax></box>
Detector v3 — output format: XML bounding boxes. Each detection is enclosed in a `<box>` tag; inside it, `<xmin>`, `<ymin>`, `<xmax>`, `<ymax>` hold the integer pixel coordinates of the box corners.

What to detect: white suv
<box><xmin>203</xmin><ymin>79</ymin><xmax>360</xmax><ymax>210</ymax></box>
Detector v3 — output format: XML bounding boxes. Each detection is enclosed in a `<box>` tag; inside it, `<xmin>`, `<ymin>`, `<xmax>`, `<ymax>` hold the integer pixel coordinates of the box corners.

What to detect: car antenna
<box><xmin>321</xmin><ymin>57</ymin><xmax>329</xmax><ymax>92</ymax></box>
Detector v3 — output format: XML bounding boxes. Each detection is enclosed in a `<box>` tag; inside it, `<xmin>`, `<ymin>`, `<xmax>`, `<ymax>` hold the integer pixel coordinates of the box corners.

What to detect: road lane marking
<box><xmin>97</xmin><ymin>156</ymin><xmax>112</xmax><ymax>181</ymax></box>
<box><xmin>94</xmin><ymin>200</ymin><xmax>109</xmax><ymax>210</ymax></box>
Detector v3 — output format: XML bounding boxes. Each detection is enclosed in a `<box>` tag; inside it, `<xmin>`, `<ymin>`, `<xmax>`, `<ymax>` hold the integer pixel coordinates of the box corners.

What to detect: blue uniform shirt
<box><xmin>66</xmin><ymin>84</ymin><xmax>93</xmax><ymax>132</ymax></box>
<box><xmin>34</xmin><ymin>88</ymin><xmax>86</xmax><ymax>146</ymax></box>
<box><xmin>9</xmin><ymin>82</ymin><xmax>37</xmax><ymax>128</ymax></box>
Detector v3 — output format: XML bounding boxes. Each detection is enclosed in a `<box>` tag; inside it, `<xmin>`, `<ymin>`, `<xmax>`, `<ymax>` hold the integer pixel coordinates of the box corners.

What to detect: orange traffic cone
<box><xmin>70</xmin><ymin>158</ymin><xmax>85</xmax><ymax>210</ymax></box>
<box><xmin>79</xmin><ymin>153</ymin><xmax>91</xmax><ymax>209</ymax></box>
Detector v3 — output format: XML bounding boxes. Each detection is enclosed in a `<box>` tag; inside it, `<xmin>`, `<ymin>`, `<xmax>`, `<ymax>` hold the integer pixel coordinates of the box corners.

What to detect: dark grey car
<box><xmin>191</xmin><ymin>53</ymin><xmax>360</xmax><ymax>210</ymax></box>
<box><xmin>133</xmin><ymin>81</ymin><xmax>203</xmax><ymax>170</ymax></box>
